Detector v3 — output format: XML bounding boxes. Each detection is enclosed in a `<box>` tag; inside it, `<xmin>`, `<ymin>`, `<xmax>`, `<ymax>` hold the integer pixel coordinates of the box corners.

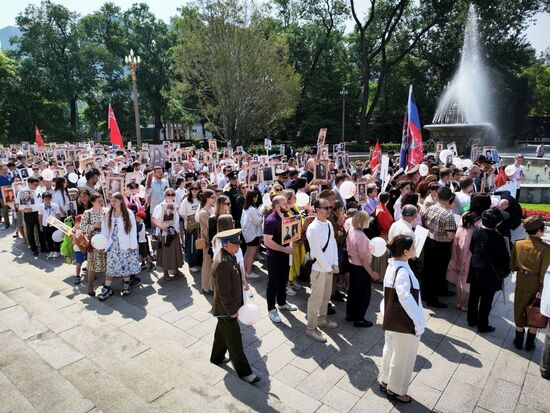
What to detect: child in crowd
<box><xmin>71</xmin><ymin>214</ymin><xmax>87</xmax><ymax>285</ymax></box>
<box><xmin>136</xmin><ymin>210</ymin><xmax>155</xmax><ymax>271</ymax></box>
<box><xmin>37</xmin><ymin>192</ymin><xmax>61</xmax><ymax>259</ymax></box>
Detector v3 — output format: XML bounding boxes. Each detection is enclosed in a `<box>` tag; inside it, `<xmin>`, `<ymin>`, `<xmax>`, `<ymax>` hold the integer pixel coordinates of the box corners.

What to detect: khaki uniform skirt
<box><xmin>157</xmin><ymin>235</ymin><xmax>184</xmax><ymax>272</ymax></box>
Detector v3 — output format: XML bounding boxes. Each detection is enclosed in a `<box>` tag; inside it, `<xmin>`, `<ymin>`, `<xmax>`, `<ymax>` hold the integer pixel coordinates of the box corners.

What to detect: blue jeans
<box><xmin>185</xmin><ymin>230</ymin><xmax>200</xmax><ymax>267</ymax></box>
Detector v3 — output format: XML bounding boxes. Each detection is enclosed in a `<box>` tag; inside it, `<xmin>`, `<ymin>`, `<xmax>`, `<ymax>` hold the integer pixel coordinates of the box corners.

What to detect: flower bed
<box><xmin>522</xmin><ymin>208</ymin><xmax>550</xmax><ymax>222</ymax></box>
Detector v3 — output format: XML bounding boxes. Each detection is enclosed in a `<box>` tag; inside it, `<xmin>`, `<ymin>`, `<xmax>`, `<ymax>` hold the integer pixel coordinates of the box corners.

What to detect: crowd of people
<box><xmin>0</xmin><ymin>142</ymin><xmax>549</xmax><ymax>401</ymax></box>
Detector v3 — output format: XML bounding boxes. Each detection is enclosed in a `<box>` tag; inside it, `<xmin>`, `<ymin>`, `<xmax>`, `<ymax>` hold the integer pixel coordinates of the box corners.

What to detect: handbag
<box><xmin>527</xmin><ymin>296</ymin><xmax>548</xmax><ymax>329</ymax></box>
<box><xmin>195</xmin><ymin>235</ymin><xmax>207</xmax><ymax>250</ymax></box>
<box><xmin>299</xmin><ymin>225</ymin><xmax>331</xmax><ymax>282</ymax></box>
<box><xmin>382</xmin><ymin>267</ymin><xmax>418</xmax><ymax>335</ymax></box>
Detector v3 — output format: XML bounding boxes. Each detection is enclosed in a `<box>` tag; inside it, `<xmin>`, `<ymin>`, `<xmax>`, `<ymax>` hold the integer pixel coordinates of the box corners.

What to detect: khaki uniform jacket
<box><xmin>511</xmin><ymin>236</ymin><xmax>550</xmax><ymax>327</ymax></box>
<box><xmin>212</xmin><ymin>249</ymin><xmax>243</xmax><ymax>317</ymax></box>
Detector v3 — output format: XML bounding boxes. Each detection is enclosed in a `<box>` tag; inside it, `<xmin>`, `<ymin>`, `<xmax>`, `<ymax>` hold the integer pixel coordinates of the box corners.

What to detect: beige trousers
<box><xmin>201</xmin><ymin>253</ymin><xmax>213</xmax><ymax>291</ymax></box>
<box><xmin>307</xmin><ymin>270</ymin><xmax>333</xmax><ymax>329</ymax></box>
<box><xmin>381</xmin><ymin>330</ymin><xmax>420</xmax><ymax>396</ymax></box>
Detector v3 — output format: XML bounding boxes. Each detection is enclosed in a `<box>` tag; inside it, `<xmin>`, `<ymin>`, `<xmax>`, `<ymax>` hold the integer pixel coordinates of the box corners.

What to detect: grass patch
<box><xmin>522</xmin><ymin>203</ymin><xmax>550</xmax><ymax>211</ymax></box>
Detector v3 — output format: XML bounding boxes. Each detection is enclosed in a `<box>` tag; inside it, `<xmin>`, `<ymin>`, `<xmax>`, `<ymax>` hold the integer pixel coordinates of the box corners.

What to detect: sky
<box><xmin>1</xmin><ymin>0</ymin><xmax>549</xmax><ymax>53</ymax></box>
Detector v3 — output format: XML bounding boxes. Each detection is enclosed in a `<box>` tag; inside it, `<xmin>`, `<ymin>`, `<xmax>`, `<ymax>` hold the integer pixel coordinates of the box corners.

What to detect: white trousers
<box><xmin>381</xmin><ymin>330</ymin><xmax>420</xmax><ymax>396</ymax></box>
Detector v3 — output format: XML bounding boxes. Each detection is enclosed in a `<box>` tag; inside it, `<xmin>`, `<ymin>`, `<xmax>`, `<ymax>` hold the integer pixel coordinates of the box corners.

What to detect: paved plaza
<box><xmin>0</xmin><ymin>228</ymin><xmax>549</xmax><ymax>413</ymax></box>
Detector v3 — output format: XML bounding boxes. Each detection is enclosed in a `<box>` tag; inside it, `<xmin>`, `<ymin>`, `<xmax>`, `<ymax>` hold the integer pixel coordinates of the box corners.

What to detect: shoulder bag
<box><xmin>382</xmin><ymin>266</ymin><xmax>419</xmax><ymax>335</ymax></box>
<box><xmin>299</xmin><ymin>225</ymin><xmax>331</xmax><ymax>282</ymax></box>
<box><xmin>527</xmin><ymin>296</ymin><xmax>548</xmax><ymax>329</ymax></box>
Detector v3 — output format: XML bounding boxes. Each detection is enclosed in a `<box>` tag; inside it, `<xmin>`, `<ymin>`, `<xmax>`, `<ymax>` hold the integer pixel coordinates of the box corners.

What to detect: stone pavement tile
<box><xmin>467</xmin><ymin>334</ymin><xmax>507</xmax><ymax>362</ymax></box>
<box><xmin>349</xmin><ymin>384</ymin><xmax>394</xmax><ymax>413</ymax></box>
<box><xmin>0</xmin><ymin>275</ymin><xmax>23</xmax><ymax>293</ymax></box>
<box><xmin>513</xmin><ymin>404</ymin><xmax>545</xmax><ymax>413</ymax></box>
<box><xmin>477</xmin><ymin>377</ymin><xmax>521</xmax><ymax>413</ymax></box>
<box><xmin>0</xmin><ymin>369</ymin><xmax>38</xmax><ymax>413</ymax></box>
<box><xmin>452</xmin><ymin>355</ymin><xmax>494</xmax><ymax>388</ymax></box>
<box><xmin>26</xmin><ymin>330</ymin><xmax>85</xmax><ymax>370</ymax></box>
<box><xmin>274</xmin><ymin>364</ymin><xmax>310</xmax><ymax>388</ymax></box>
<box><xmin>320</xmin><ymin>386</ymin><xmax>359</xmax><ymax>413</ymax></box>
<box><xmin>296</xmin><ymin>364</ymin><xmax>346</xmax><ymax>400</ymax></box>
<box><xmin>518</xmin><ymin>372</ymin><xmax>550</xmax><ymax>412</ymax></box>
<box><xmin>189</xmin><ymin>308</ymin><xmax>214</xmax><ymax>322</ymax></box>
<box><xmin>85</xmin><ymin>296</ymin><xmax>144</xmax><ymax>327</ymax></box>
<box><xmin>360</xmin><ymin>340</ymin><xmax>385</xmax><ymax>367</ymax></box>
<box><xmin>391</xmin><ymin>380</ymin><xmax>441</xmax><ymax>413</ymax></box>
<box><xmin>59</xmin><ymin>326</ymin><xmax>172</xmax><ymax>403</ymax></box>
<box><xmin>149</xmin><ymin>387</ymin><xmax>225</xmax><ymax>413</ymax></box>
<box><xmin>5</xmin><ymin>287</ymin><xmax>78</xmax><ymax>334</ymax></box>
<box><xmin>173</xmin><ymin>315</ymin><xmax>201</xmax><ymax>330</ymax></box>
<box><xmin>0</xmin><ymin>290</ymin><xmax>17</xmax><ymax>310</ymax></box>
<box><xmin>472</xmin><ymin>408</ymin><xmax>492</xmax><ymax>413</ymax></box>
<box><xmin>491</xmin><ymin>348</ymin><xmax>530</xmax><ymax>386</ymax></box>
<box><xmin>120</xmin><ymin>316</ymin><xmax>198</xmax><ymax>348</ymax></box>
<box><xmin>185</xmin><ymin>316</ymin><xmax>219</xmax><ymax>339</ymax></box>
<box><xmin>0</xmin><ymin>331</ymin><xmax>94</xmax><ymax>413</ymax></box>
<box><xmin>263</xmin><ymin>377</ymin><xmax>322</xmax><ymax>413</ymax></box>
<box><xmin>159</xmin><ymin>308</ymin><xmax>190</xmax><ymax>324</ymax></box>
<box><xmin>248</xmin><ymin>316</ymin><xmax>277</xmax><ymax>338</ymax></box>
<box><xmin>335</xmin><ymin>360</ymin><xmax>380</xmax><ymax>398</ymax></box>
<box><xmin>253</xmin><ymin>342</ymin><xmax>297</xmax><ymax>375</ymax></box>
<box><xmin>15</xmin><ymin>274</ymin><xmax>75</xmax><ymax>309</ymax></box>
<box><xmin>433</xmin><ymin>377</ymin><xmax>481</xmax><ymax>413</ymax></box>
<box><xmin>0</xmin><ymin>305</ymin><xmax>49</xmax><ymax>340</ymax></box>
<box><xmin>315</xmin><ymin>404</ymin><xmax>340</xmax><ymax>413</ymax></box>
<box><xmin>59</xmin><ymin>358</ymin><xmax>156</xmax><ymax>412</ymax></box>
<box><xmin>290</xmin><ymin>341</ymin><xmax>338</xmax><ymax>373</ymax></box>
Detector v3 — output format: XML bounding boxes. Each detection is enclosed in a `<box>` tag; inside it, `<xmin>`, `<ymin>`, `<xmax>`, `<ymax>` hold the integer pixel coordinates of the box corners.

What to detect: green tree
<box><xmin>173</xmin><ymin>1</ymin><xmax>301</xmax><ymax>146</ymax></box>
<box><xmin>0</xmin><ymin>53</ymin><xmax>18</xmax><ymax>143</ymax></box>
<box><xmin>522</xmin><ymin>52</ymin><xmax>550</xmax><ymax>117</ymax></box>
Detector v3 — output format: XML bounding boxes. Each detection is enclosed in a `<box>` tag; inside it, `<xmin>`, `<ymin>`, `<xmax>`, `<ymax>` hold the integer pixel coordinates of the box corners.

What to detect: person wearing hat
<box><xmin>275</xmin><ymin>169</ymin><xmax>288</xmax><ymax>187</ymax></box>
<box><xmin>511</xmin><ymin>216</ymin><xmax>550</xmax><ymax>350</ymax></box>
<box><xmin>210</xmin><ymin>228</ymin><xmax>260</xmax><ymax>384</ymax></box>
<box><xmin>467</xmin><ymin>208</ymin><xmax>510</xmax><ymax>333</ymax></box>
<box><xmin>223</xmin><ymin>170</ymin><xmax>242</xmax><ymax>228</ymax></box>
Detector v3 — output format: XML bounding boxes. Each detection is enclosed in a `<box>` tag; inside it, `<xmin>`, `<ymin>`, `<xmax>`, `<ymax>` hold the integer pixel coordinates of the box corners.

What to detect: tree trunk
<box><xmin>70</xmin><ymin>97</ymin><xmax>78</xmax><ymax>132</ymax></box>
<box><xmin>154</xmin><ymin>111</ymin><xmax>162</xmax><ymax>143</ymax></box>
<box><xmin>358</xmin><ymin>30</ymin><xmax>369</xmax><ymax>145</ymax></box>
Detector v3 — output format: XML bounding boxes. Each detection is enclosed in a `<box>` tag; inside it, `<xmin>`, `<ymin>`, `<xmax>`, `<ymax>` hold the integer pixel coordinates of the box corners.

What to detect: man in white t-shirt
<box><xmin>388</xmin><ymin>205</ymin><xmax>417</xmax><ymax>241</ymax></box>
<box><xmin>37</xmin><ymin>192</ymin><xmax>61</xmax><ymax>258</ymax></box>
<box><xmin>454</xmin><ymin>176</ymin><xmax>473</xmax><ymax>215</ymax></box>
<box><xmin>512</xmin><ymin>154</ymin><xmax>526</xmax><ymax>201</ymax></box>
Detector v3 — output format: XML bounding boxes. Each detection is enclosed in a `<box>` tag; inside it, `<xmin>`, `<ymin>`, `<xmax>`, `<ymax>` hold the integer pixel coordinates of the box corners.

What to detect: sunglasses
<box><xmin>191</xmin><ymin>188</ymin><xmax>199</xmax><ymax>191</ymax></box>
<box><xmin>224</xmin><ymin>202</ymin><xmax>231</xmax><ymax>205</ymax></box>
<box><xmin>166</xmin><ymin>194</ymin><xmax>176</xmax><ymax>197</ymax></box>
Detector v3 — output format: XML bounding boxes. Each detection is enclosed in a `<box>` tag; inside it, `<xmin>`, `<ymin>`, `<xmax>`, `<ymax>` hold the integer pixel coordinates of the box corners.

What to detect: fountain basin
<box><xmin>519</xmin><ymin>184</ymin><xmax>550</xmax><ymax>204</ymax></box>
<box><xmin>424</xmin><ymin>123</ymin><xmax>493</xmax><ymax>154</ymax></box>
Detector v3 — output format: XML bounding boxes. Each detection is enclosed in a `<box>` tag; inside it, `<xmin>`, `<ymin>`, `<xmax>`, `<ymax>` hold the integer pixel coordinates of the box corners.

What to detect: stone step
<box><xmin>0</xmin><ymin>330</ymin><xmax>95</xmax><ymax>413</ymax></box>
<box><xmin>0</xmin><ymin>369</ymin><xmax>38</xmax><ymax>413</ymax></box>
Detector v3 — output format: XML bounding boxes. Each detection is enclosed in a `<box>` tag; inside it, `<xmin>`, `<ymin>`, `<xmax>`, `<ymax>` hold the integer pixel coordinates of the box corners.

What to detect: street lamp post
<box><xmin>340</xmin><ymin>88</ymin><xmax>348</xmax><ymax>143</ymax></box>
<box><xmin>125</xmin><ymin>49</ymin><xmax>142</xmax><ymax>147</ymax></box>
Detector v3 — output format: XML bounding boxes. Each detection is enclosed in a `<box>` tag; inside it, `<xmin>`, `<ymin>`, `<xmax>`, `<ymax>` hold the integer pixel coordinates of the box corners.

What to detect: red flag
<box><xmin>108</xmin><ymin>104</ymin><xmax>124</xmax><ymax>147</ymax></box>
<box><xmin>369</xmin><ymin>140</ymin><xmax>381</xmax><ymax>169</ymax></box>
<box><xmin>495</xmin><ymin>166</ymin><xmax>507</xmax><ymax>188</ymax></box>
<box><xmin>35</xmin><ymin>126</ymin><xmax>45</xmax><ymax>147</ymax></box>
<box><xmin>406</xmin><ymin>86</ymin><xmax>423</xmax><ymax>169</ymax></box>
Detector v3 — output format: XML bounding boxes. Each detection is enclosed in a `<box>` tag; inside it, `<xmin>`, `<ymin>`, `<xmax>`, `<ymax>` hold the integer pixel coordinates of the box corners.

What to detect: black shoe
<box><xmin>330</xmin><ymin>294</ymin><xmax>345</xmax><ymax>303</ymax></box>
<box><xmin>12</xmin><ymin>233</ymin><xmax>18</xmax><ymax>238</ymax></box>
<box><xmin>121</xmin><ymin>282</ymin><xmax>131</xmax><ymax>296</ymax></box>
<box><xmin>98</xmin><ymin>286</ymin><xmax>113</xmax><ymax>301</ymax></box>
<box><xmin>427</xmin><ymin>301</ymin><xmax>447</xmax><ymax>309</ymax></box>
<box><xmin>468</xmin><ymin>320</ymin><xmax>477</xmax><ymax>327</ymax></box>
<box><xmin>88</xmin><ymin>290</ymin><xmax>96</xmax><ymax>297</ymax></box>
<box><xmin>478</xmin><ymin>326</ymin><xmax>495</xmax><ymax>333</ymax></box>
<box><xmin>32</xmin><ymin>251</ymin><xmax>39</xmax><ymax>256</ymax></box>
<box><xmin>525</xmin><ymin>332</ymin><xmax>537</xmax><ymax>351</ymax></box>
<box><xmin>327</xmin><ymin>304</ymin><xmax>336</xmax><ymax>315</ymax></box>
<box><xmin>4</xmin><ymin>224</ymin><xmax>9</xmax><ymax>229</ymax></box>
<box><xmin>73</xmin><ymin>276</ymin><xmax>81</xmax><ymax>285</ymax></box>
<box><xmin>129</xmin><ymin>277</ymin><xmax>141</xmax><ymax>288</ymax></box>
<box><xmin>354</xmin><ymin>320</ymin><xmax>373</xmax><ymax>328</ymax></box>
<box><xmin>513</xmin><ymin>330</ymin><xmax>525</xmax><ymax>350</ymax></box>
<box><xmin>439</xmin><ymin>290</ymin><xmax>455</xmax><ymax>297</ymax></box>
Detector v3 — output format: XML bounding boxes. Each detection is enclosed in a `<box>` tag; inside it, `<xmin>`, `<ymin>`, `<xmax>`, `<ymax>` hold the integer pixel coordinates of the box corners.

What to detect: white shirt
<box><xmin>178</xmin><ymin>198</ymin><xmax>200</xmax><ymax>230</ymax></box>
<box><xmin>152</xmin><ymin>201</ymin><xmax>181</xmax><ymax>234</ymax></box>
<box><xmin>52</xmin><ymin>189</ymin><xmax>69</xmax><ymax>216</ymax></box>
<box><xmin>101</xmin><ymin>211</ymin><xmax>138</xmax><ymax>251</ymax></box>
<box><xmin>175</xmin><ymin>187</ymin><xmax>187</xmax><ymax>208</ymax></box>
<box><xmin>388</xmin><ymin>218</ymin><xmax>414</xmax><ymax>242</ymax></box>
<box><xmin>306</xmin><ymin>218</ymin><xmax>338</xmax><ymax>273</ymax></box>
<box><xmin>383</xmin><ymin>259</ymin><xmax>425</xmax><ymax>335</ymax></box>
<box><xmin>37</xmin><ymin>202</ymin><xmax>61</xmax><ymax>226</ymax></box>
<box><xmin>240</xmin><ymin>206</ymin><xmax>264</xmax><ymax>243</ymax></box>
<box><xmin>511</xmin><ymin>164</ymin><xmax>525</xmax><ymax>188</ymax></box>
<box><xmin>393</xmin><ymin>196</ymin><xmax>402</xmax><ymax>221</ymax></box>
<box><xmin>454</xmin><ymin>191</ymin><xmax>471</xmax><ymax>215</ymax></box>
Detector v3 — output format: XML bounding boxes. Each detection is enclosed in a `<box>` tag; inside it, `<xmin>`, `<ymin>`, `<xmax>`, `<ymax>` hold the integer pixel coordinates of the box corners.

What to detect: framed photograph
<box><xmin>197</xmin><ymin>149</ymin><xmax>205</xmax><ymax>162</ymax></box>
<box><xmin>54</xmin><ymin>149</ymin><xmax>67</xmax><ymax>162</ymax></box>
<box><xmin>471</xmin><ymin>144</ymin><xmax>480</xmax><ymax>162</ymax></box>
<box><xmin>17</xmin><ymin>168</ymin><xmax>30</xmax><ymax>181</ymax></box>
<box><xmin>208</xmin><ymin>139</ymin><xmax>218</xmax><ymax>153</ymax></box>
<box><xmin>447</xmin><ymin>142</ymin><xmax>458</xmax><ymax>158</ymax></box>
<box><xmin>317</xmin><ymin>128</ymin><xmax>327</xmax><ymax>146</ymax></box>
<box><xmin>1</xmin><ymin>186</ymin><xmax>15</xmax><ymax>207</ymax></box>
<box><xmin>236</xmin><ymin>146</ymin><xmax>244</xmax><ymax>155</ymax></box>
<box><xmin>140</xmin><ymin>150</ymin><xmax>150</xmax><ymax>164</ymax></box>
<box><xmin>204</xmin><ymin>152</ymin><xmax>212</xmax><ymax>165</ymax></box>
<box><xmin>211</xmin><ymin>151</ymin><xmax>219</xmax><ymax>164</ymax></box>
<box><xmin>18</xmin><ymin>189</ymin><xmax>36</xmax><ymax>212</ymax></box>
<box><xmin>281</xmin><ymin>216</ymin><xmax>302</xmax><ymax>245</ymax></box>
<box><xmin>149</xmin><ymin>144</ymin><xmax>165</xmax><ymax>167</ymax></box>
<box><xmin>106</xmin><ymin>175</ymin><xmax>124</xmax><ymax>197</ymax></box>
<box><xmin>356</xmin><ymin>182</ymin><xmax>367</xmax><ymax>204</ymax></box>
<box><xmin>314</xmin><ymin>160</ymin><xmax>329</xmax><ymax>181</ymax></box>
<box><xmin>223</xmin><ymin>147</ymin><xmax>233</xmax><ymax>159</ymax></box>
<box><xmin>161</xmin><ymin>203</ymin><xmax>176</xmax><ymax>226</ymax></box>
<box><xmin>318</xmin><ymin>145</ymin><xmax>329</xmax><ymax>161</ymax></box>
<box><xmin>259</xmin><ymin>155</ymin><xmax>269</xmax><ymax>167</ymax></box>
<box><xmin>336</xmin><ymin>153</ymin><xmax>345</xmax><ymax>170</ymax></box>
<box><xmin>247</xmin><ymin>165</ymin><xmax>259</xmax><ymax>185</ymax></box>
<box><xmin>435</xmin><ymin>142</ymin><xmax>444</xmax><ymax>155</ymax></box>
<box><xmin>80</xmin><ymin>158</ymin><xmax>99</xmax><ymax>174</ymax></box>
<box><xmin>51</xmin><ymin>167</ymin><xmax>65</xmax><ymax>181</ymax></box>
<box><xmin>125</xmin><ymin>172</ymin><xmax>142</xmax><ymax>188</ymax></box>
<box><xmin>279</xmin><ymin>144</ymin><xmax>285</xmax><ymax>156</ymax></box>
<box><xmin>145</xmin><ymin>171</ymin><xmax>154</xmax><ymax>189</ymax></box>
<box><xmin>264</xmin><ymin>139</ymin><xmax>272</xmax><ymax>150</ymax></box>
<box><xmin>262</xmin><ymin>166</ymin><xmax>275</xmax><ymax>183</ymax></box>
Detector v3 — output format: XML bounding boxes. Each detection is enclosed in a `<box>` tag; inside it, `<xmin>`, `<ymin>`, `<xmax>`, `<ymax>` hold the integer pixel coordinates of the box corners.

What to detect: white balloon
<box><xmin>77</xmin><ymin>177</ymin><xmax>87</xmax><ymax>187</ymax></box>
<box><xmin>296</xmin><ymin>192</ymin><xmax>309</xmax><ymax>208</ymax></box>
<box><xmin>439</xmin><ymin>149</ymin><xmax>453</xmax><ymax>164</ymax></box>
<box><xmin>452</xmin><ymin>158</ymin><xmax>463</xmax><ymax>169</ymax></box>
<box><xmin>419</xmin><ymin>164</ymin><xmax>429</xmax><ymax>177</ymax></box>
<box><xmin>68</xmin><ymin>173</ymin><xmax>79</xmax><ymax>183</ymax></box>
<box><xmin>339</xmin><ymin>181</ymin><xmax>357</xmax><ymax>200</ymax></box>
<box><xmin>41</xmin><ymin>169</ymin><xmax>54</xmax><ymax>181</ymax></box>
<box><xmin>52</xmin><ymin>230</ymin><xmax>64</xmax><ymax>243</ymax></box>
<box><xmin>91</xmin><ymin>234</ymin><xmax>108</xmax><ymax>250</ymax></box>
<box><xmin>369</xmin><ymin>237</ymin><xmax>387</xmax><ymax>257</ymax></box>
<box><xmin>262</xmin><ymin>192</ymin><xmax>272</xmax><ymax>207</ymax></box>
<box><xmin>505</xmin><ymin>164</ymin><xmax>517</xmax><ymax>177</ymax></box>
<box><xmin>462</xmin><ymin>159</ymin><xmax>473</xmax><ymax>169</ymax></box>
<box><xmin>238</xmin><ymin>303</ymin><xmax>261</xmax><ymax>325</ymax></box>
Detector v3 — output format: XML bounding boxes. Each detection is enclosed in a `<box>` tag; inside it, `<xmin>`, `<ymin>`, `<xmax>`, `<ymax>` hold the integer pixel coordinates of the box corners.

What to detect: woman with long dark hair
<box><xmin>97</xmin><ymin>192</ymin><xmax>140</xmax><ymax>300</ymax></box>
<box><xmin>77</xmin><ymin>189</ymin><xmax>92</xmax><ymax>215</ymax></box>
<box><xmin>198</xmin><ymin>189</ymin><xmax>216</xmax><ymax>294</ymax></box>
<box><xmin>241</xmin><ymin>190</ymin><xmax>263</xmax><ymax>279</ymax></box>
<box><xmin>179</xmin><ymin>183</ymin><xmax>201</xmax><ymax>272</ymax></box>
<box><xmin>52</xmin><ymin>177</ymin><xmax>69</xmax><ymax>218</ymax></box>
<box><xmin>446</xmin><ymin>193</ymin><xmax>491</xmax><ymax>310</ymax></box>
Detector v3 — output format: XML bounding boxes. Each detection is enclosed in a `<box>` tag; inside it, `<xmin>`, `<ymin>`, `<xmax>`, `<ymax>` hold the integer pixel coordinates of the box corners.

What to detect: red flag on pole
<box><xmin>369</xmin><ymin>139</ymin><xmax>381</xmax><ymax>169</ymax></box>
<box><xmin>108</xmin><ymin>104</ymin><xmax>124</xmax><ymax>147</ymax></box>
<box><xmin>35</xmin><ymin>126</ymin><xmax>45</xmax><ymax>147</ymax></box>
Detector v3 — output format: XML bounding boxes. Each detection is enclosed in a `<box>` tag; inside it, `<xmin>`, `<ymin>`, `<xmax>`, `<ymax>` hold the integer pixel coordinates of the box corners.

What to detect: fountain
<box><xmin>425</xmin><ymin>5</ymin><xmax>495</xmax><ymax>154</ymax></box>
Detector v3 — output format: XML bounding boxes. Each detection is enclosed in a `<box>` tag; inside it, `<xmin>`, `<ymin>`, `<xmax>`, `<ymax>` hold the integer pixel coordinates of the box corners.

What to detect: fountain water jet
<box><xmin>425</xmin><ymin>5</ymin><xmax>495</xmax><ymax>154</ymax></box>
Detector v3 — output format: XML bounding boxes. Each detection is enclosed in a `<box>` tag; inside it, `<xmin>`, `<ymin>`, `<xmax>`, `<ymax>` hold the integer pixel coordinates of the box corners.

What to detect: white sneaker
<box><xmin>306</xmin><ymin>328</ymin><xmax>327</xmax><ymax>342</ymax></box>
<box><xmin>286</xmin><ymin>286</ymin><xmax>296</xmax><ymax>296</ymax></box>
<box><xmin>190</xmin><ymin>266</ymin><xmax>200</xmax><ymax>272</ymax></box>
<box><xmin>53</xmin><ymin>252</ymin><xmax>60</xmax><ymax>258</ymax></box>
<box><xmin>47</xmin><ymin>252</ymin><xmax>54</xmax><ymax>259</ymax></box>
<box><xmin>269</xmin><ymin>309</ymin><xmax>281</xmax><ymax>323</ymax></box>
<box><xmin>317</xmin><ymin>319</ymin><xmax>338</xmax><ymax>329</ymax></box>
<box><xmin>278</xmin><ymin>303</ymin><xmax>298</xmax><ymax>311</ymax></box>
<box><xmin>292</xmin><ymin>282</ymin><xmax>303</xmax><ymax>290</ymax></box>
<box><xmin>247</xmin><ymin>272</ymin><xmax>260</xmax><ymax>279</ymax></box>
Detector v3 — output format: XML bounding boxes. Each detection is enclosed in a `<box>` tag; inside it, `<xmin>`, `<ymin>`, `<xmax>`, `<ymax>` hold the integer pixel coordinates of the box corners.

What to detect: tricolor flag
<box><xmin>35</xmin><ymin>126</ymin><xmax>45</xmax><ymax>147</ymax></box>
<box><xmin>406</xmin><ymin>85</ymin><xmax>423</xmax><ymax>169</ymax></box>
<box><xmin>369</xmin><ymin>139</ymin><xmax>381</xmax><ymax>169</ymax></box>
<box><xmin>108</xmin><ymin>104</ymin><xmax>124</xmax><ymax>148</ymax></box>
<box><xmin>399</xmin><ymin>112</ymin><xmax>408</xmax><ymax>170</ymax></box>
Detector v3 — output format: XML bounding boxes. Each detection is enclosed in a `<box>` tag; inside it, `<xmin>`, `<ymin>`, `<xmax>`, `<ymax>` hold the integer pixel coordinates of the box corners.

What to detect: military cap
<box><xmin>275</xmin><ymin>169</ymin><xmax>288</xmax><ymax>176</ymax></box>
<box><xmin>226</xmin><ymin>170</ymin><xmax>238</xmax><ymax>179</ymax></box>
<box><xmin>214</xmin><ymin>228</ymin><xmax>242</xmax><ymax>245</ymax></box>
<box><xmin>424</xmin><ymin>174</ymin><xmax>438</xmax><ymax>184</ymax></box>
<box><xmin>523</xmin><ymin>216</ymin><xmax>544</xmax><ymax>232</ymax></box>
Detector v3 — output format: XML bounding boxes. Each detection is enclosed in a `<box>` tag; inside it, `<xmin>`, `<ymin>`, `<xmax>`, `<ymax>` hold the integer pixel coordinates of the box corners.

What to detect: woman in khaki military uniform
<box><xmin>511</xmin><ymin>216</ymin><xmax>550</xmax><ymax>351</ymax></box>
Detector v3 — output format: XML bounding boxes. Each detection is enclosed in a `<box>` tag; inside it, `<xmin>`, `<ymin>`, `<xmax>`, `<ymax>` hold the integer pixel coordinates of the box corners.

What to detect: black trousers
<box><xmin>24</xmin><ymin>212</ymin><xmax>46</xmax><ymax>253</ymax></box>
<box><xmin>210</xmin><ymin>318</ymin><xmax>252</xmax><ymax>378</ymax></box>
<box><xmin>42</xmin><ymin>225</ymin><xmax>59</xmax><ymax>252</ymax></box>
<box><xmin>421</xmin><ymin>238</ymin><xmax>452</xmax><ymax>303</ymax></box>
<box><xmin>266</xmin><ymin>254</ymin><xmax>289</xmax><ymax>311</ymax></box>
<box><xmin>467</xmin><ymin>283</ymin><xmax>496</xmax><ymax>329</ymax></box>
<box><xmin>516</xmin><ymin>188</ymin><xmax>521</xmax><ymax>203</ymax></box>
<box><xmin>346</xmin><ymin>264</ymin><xmax>371</xmax><ymax>321</ymax></box>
